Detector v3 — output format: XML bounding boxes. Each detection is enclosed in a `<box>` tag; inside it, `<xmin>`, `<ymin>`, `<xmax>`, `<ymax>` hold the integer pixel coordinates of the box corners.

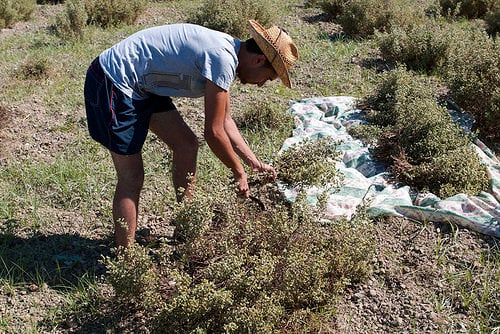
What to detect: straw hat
<box><xmin>248</xmin><ymin>19</ymin><xmax>298</xmax><ymax>88</ymax></box>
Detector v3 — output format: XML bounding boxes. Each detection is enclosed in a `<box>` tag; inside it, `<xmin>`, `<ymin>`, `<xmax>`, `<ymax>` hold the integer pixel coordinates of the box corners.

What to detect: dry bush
<box><xmin>54</xmin><ymin>0</ymin><xmax>87</xmax><ymax>39</ymax></box>
<box><xmin>17</xmin><ymin>57</ymin><xmax>50</xmax><ymax>80</ymax></box>
<box><xmin>84</xmin><ymin>0</ymin><xmax>146</xmax><ymax>28</ymax></box>
<box><xmin>319</xmin><ymin>0</ymin><xmax>426</xmax><ymax>37</ymax></box>
<box><xmin>154</xmin><ymin>182</ymin><xmax>374</xmax><ymax>333</ymax></box>
<box><xmin>102</xmin><ymin>244</ymin><xmax>162</xmax><ymax>308</ymax></box>
<box><xmin>0</xmin><ymin>0</ymin><xmax>36</xmax><ymax>28</ymax></box>
<box><xmin>274</xmin><ymin>136</ymin><xmax>343</xmax><ymax>189</ymax></box>
<box><xmin>355</xmin><ymin>67</ymin><xmax>489</xmax><ymax>198</ymax></box>
<box><xmin>188</xmin><ymin>0</ymin><xmax>276</xmax><ymax>39</ymax></box>
<box><xmin>376</xmin><ymin>19</ymin><xmax>453</xmax><ymax>73</ymax></box>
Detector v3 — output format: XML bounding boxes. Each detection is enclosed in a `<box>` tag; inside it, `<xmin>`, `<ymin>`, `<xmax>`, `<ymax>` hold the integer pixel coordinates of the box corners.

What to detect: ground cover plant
<box><xmin>0</xmin><ymin>0</ymin><xmax>499</xmax><ymax>333</ymax></box>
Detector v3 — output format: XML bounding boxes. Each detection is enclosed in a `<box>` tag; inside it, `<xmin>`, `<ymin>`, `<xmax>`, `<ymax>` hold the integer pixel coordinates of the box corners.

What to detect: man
<box><xmin>84</xmin><ymin>20</ymin><xmax>298</xmax><ymax>247</ymax></box>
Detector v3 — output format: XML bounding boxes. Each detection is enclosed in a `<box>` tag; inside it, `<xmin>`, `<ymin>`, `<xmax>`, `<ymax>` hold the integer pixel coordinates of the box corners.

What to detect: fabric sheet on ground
<box><xmin>279</xmin><ymin>96</ymin><xmax>500</xmax><ymax>238</ymax></box>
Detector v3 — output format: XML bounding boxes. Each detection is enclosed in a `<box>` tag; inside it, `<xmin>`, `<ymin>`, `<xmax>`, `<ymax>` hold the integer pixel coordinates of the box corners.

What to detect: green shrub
<box><xmin>102</xmin><ymin>244</ymin><xmax>162</xmax><ymax>307</ymax></box>
<box><xmin>376</xmin><ymin>19</ymin><xmax>453</xmax><ymax>73</ymax></box>
<box><xmin>439</xmin><ymin>0</ymin><xmax>495</xmax><ymax>18</ymax></box>
<box><xmin>319</xmin><ymin>0</ymin><xmax>426</xmax><ymax>37</ymax></box>
<box><xmin>440</xmin><ymin>26</ymin><xmax>500</xmax><ymax>141</ymax></box>
<box><xmin>188</xmin><ymin>0</ymin><xmax>276</xmax><ymax>39</ymax></box>
<box><xmin>84</xmin><ymin>0</ymin><xmax>146</xmax><ymax>28</ymax></box>
<box><xmin>356</xmin><ymin>67</ymin><xmax>489</xmax><ymax>198</ymax></box>
<box><xmin>0</xmin><ymin>0</ymin><xmax>36</xmax><ymax>28</ymax></box>
<box><xmin>54</xmin><ymin>0</ymin><xmax>87</xmax><ymax>39</ymax></box>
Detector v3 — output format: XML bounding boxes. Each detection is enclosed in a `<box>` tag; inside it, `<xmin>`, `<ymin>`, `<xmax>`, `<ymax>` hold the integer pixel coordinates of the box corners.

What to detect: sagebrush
<box><xmin>85</xmin><ymin>0</ymin><xmax>146</xmax><ymax>28</ymax></box>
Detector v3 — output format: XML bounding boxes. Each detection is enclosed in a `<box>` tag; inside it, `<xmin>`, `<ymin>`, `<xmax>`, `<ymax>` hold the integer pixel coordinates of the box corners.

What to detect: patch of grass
<box><xmin>436</xmin><ymin>230</ymin><xmax>500</xmax><ymax>331</ymax></box>
<box><xmin>235</xmin><ymin>99</ymin><xmax>293</xmax><ymax>133</ymax></box>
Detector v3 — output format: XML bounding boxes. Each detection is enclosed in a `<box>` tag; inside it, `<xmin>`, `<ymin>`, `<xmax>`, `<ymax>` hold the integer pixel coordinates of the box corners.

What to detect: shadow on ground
<box><xmin>0</xmin><ymin>224</ymin><xmax>112</xmax><ymax>287</ymax></box>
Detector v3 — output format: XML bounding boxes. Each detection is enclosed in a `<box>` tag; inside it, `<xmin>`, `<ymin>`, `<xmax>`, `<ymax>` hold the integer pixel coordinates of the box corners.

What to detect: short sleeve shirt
<box><xmin>99</xmin><ymin>24</ymin><xmax>241</xmax><ymax>100</ymax></box>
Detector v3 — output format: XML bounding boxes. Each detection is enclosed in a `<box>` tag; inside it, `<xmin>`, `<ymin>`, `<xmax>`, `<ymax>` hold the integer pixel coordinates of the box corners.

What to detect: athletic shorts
<box><xmin>84</xmin><ymin>57</ymin><xmax>176</xmax><ymax>155</ymax></box>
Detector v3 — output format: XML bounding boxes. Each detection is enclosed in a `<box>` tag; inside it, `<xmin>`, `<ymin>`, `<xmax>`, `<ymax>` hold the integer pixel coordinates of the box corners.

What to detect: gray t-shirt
<box><xmin>99</xmin><ymin>24</ymin><xmax>241</xmax><ymax>100</ymax></box>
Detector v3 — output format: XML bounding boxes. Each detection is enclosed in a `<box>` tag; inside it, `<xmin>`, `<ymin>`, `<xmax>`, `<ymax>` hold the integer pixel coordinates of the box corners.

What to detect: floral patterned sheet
<box><xmin>279</xmin><ymin>96</ymin><xmax>500</xmax><ymax>238</ymax></box>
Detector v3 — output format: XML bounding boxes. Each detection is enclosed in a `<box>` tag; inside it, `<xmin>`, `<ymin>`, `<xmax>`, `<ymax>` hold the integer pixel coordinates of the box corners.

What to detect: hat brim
<box><xmin>248</xmin><ymin>20</ymin><xmax>292</xmax><ymax>88</ymax></box>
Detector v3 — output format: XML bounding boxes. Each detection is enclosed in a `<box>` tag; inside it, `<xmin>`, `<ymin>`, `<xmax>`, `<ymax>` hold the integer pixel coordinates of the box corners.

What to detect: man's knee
<box><xmin>173</xmin><ymin>131</ymin><xmax>199</xmax><ymax>157</ymax></box>
<box><xmin>116</xmin><ymin>169</ymin><xmax>144</xmax><ymax>193</ymax></box>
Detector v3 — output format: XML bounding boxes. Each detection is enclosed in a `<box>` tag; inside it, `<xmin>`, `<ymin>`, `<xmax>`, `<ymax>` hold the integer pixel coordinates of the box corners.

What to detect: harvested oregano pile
<box><xmin>349</xmin><ymin>66</ymin><xmax>489</xmax><ymax>198</ymax></box>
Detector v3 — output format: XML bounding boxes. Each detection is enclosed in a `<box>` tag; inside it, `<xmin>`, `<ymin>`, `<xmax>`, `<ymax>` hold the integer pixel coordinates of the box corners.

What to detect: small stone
<box><xmin>353</xmin><ymin>292</ymin><xmax>366</xmax><ymax>300</ymax></box>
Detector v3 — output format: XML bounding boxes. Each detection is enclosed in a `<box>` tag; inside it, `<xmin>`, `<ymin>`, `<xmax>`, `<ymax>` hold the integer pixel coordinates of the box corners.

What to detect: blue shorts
<box><xmin>84</xmin><ymin>57</ymin><xmax>176</xmax><ymax>155</ymax></box>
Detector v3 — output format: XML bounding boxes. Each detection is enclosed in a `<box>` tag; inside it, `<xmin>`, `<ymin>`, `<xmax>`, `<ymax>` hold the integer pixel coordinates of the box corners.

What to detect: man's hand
<box><xmin>252</xmin><ymin>161</ymin><xmax>277</xmax><ymax>184</ymax></box>
<box><xmin>234</xmin><ymin>172</ymin><xmax>250</xmax><ymax>198</ymax></box>
<box><xmin>257</xmin><ymin>162</ymin><xmax>277</xmax><ymax>183</ymax></box>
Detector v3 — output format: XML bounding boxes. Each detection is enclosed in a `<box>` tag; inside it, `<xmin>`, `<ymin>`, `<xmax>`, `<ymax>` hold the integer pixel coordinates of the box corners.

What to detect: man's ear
<box><xmin>254</xmin><ymin>54</ymin><xmax>267</xmax><ymax>66</ymax></box>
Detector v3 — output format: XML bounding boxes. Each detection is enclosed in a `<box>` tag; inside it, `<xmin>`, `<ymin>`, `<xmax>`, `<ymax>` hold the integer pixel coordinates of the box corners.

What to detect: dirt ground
<box><xmin>0</xmin><ymin>3</ymin><xmax>498</xmax><ymax>334</ymax></box>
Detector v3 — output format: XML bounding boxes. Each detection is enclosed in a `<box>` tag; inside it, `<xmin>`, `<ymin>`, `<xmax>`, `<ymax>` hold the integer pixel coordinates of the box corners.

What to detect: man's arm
<box><xmin>204</xmin><ymin>80</ymin><xmax>249</xmax><ymax>197</ymax></box>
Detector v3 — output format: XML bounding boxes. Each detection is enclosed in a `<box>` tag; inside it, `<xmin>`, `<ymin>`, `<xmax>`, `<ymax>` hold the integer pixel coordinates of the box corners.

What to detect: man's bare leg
<box><xmin>149</xmin><ymin>110</ymin><xmax>199</xmax><ymax>202</ymax></box>
<box><xmin>110</xmin><ymin>151</ymin><xmax>144</xmax><ymax>247</ymax></box>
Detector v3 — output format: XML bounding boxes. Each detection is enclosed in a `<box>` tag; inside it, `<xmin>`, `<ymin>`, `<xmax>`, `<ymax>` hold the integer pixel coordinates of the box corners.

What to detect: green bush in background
<box><xmin>440</xmin><ymin>25</ymin><xmax>500</xmax><ymax>141</ymax></box>
<box><xmin>54</xmin><ymin>0</ymin><xmax>87</xmax><ymax>39</ymax></box>
<box><xmin>319</xmin><ymin>0</ymin><xmax>426</xmax><ymax>37</ymax></box>
<box><xmin>484</xmin><ymin>2</ymin><xmax>499</xmax><ymax>35</ymax></box>
<box><xmin>439</xmin><ymin>0</ymin><xmax>496</xmax><ymax>18</ymax></box>
<box><xmin>376</xmin><ymin>19</ymin><xmax>453</xmax><ymax>73</ymax></box>
<box><xmin>188</xmin><ymin>0</ymin><xmax>276</xmax><ymax>38</ymax></box>
<box><xmin>84</xmin><ymin>0</ymin><xmax>147</xmax><ymax>28</ymax></box>
<box><xmin>0</xmin><ymin>0</ymin><xmax>35</xmax><ymax>28</ymax></box>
